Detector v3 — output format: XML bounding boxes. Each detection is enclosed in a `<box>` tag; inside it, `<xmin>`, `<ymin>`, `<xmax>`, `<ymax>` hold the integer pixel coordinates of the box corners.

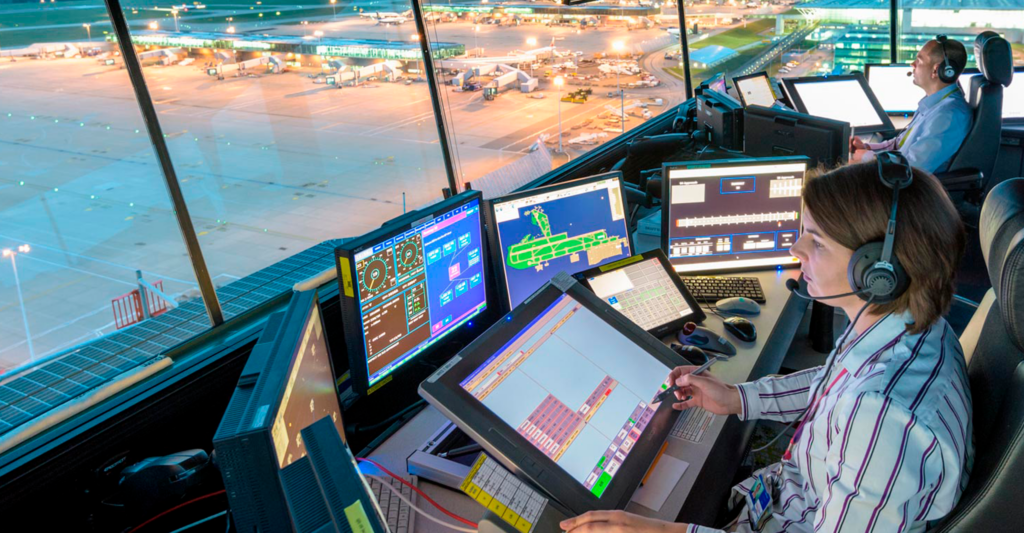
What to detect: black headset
<box><xmin>846</xmin><ymin>151</ymin><xmax>913</xmax><ymax>303</ymax></box>
<box><xmin>935</xmin><ymin>35</ymin><xmax>958</xmax><ymax>84</ymax></box>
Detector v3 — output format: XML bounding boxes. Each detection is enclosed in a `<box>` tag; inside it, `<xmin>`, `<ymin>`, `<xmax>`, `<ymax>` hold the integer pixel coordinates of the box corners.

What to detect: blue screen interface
<box><xmin>354</xmin><ymin>199</ymin><xmax>487</xmax><ymax>386</ymax></box>
<box><xmin>493</xmin><ymin>177</ymin><xmax>631</xmax><ymax>309</ymax></box>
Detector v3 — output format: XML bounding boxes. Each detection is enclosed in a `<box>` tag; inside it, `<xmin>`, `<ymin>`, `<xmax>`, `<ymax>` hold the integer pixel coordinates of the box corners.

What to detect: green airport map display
<box><xmin>506</xmin><ymin>207</ymin><xmax>622</xmax><ymax>270</ymax></box>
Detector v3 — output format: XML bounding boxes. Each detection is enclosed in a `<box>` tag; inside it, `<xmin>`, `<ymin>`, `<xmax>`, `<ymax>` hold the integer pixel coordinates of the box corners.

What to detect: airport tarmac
<box><xmin>0</xmin><ymin>16</ymin><xmax>687</xmax><ymax>371</ymax></box>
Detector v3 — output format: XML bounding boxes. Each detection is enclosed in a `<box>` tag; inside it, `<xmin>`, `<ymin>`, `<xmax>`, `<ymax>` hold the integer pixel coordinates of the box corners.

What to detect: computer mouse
<box><xmin>716</xmin><ymin>297</ymin><xmax>761</xmax><ymax>316</ymax></box>
<box><xmin>723</xmin><ymin>317</ymin><xmax>757</xmax><ymax>342</ymax></box>
<box><xmin>670</xmin><ymin>343</ymin><xmax>709</xmax><ymax>366</ymax></box>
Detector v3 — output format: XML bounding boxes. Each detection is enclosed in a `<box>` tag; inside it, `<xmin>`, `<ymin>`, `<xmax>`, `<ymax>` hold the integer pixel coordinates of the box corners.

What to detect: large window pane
<box><xmin>0</xmin><ymin>5</ymin><xmax>206</xmax><ymax>373</ymax></box>
<box><xmin>896</xmin><ymin>2</ymin><xmax>1024</xmax><ymax>68</ymax></box>
<box><xmin>421</xmin><ymin>2</ymin><xmax>688</xmax><ymax>190</ymax></box>
<box><xmin>114</xmin><ymin>0</ymin><xmax>451</xmax><ymax>299</ymax></box>
<box><xmin>684</xmin><ymin>1</ymin><xmax>891</xmax><ymax>87</ymax></box>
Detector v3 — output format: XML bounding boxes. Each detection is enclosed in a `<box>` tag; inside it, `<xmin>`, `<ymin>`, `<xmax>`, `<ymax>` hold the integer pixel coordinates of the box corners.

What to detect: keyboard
<box><xmin>368</xmin><ymin>475</ymin><xmax>417</xmax><ymax>533</ymax></box>
<box><xmin>670</xmin><ymin>408</ymin><xmax>716</xmax><ymax>443</ymax></box>
<box><xmin>680</xmin><ymin>276</ymin><xmax>766</xmax><ymax>303</ymax></box>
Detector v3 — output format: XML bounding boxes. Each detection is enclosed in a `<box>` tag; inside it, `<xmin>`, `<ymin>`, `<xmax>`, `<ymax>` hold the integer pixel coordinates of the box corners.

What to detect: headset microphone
<box><xmin>785</xmin><ymin>277</ymin><xmax>870</xmax><ymax>300</ymax></box>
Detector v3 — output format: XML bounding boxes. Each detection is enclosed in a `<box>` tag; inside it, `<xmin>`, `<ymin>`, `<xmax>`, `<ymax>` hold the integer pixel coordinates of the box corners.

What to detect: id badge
<box><xmin>745</xmin><ymin>474</ymin><xmax>773</xmax><ymax>531</ymax></box>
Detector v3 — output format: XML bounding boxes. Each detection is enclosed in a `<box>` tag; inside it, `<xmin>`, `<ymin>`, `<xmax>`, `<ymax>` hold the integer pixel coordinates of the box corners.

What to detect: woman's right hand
<box><xmin>667</xmin><ymin>366</ymin><xmax>743</xmax><ymax>416</ymax></box>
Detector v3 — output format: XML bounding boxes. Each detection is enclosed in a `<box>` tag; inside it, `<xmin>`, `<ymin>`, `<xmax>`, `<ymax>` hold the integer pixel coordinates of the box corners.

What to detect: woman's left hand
<box><xmin>560</xmin><ymin>510</ymin><xmax>689</xmax><ymax>533</ymax></box>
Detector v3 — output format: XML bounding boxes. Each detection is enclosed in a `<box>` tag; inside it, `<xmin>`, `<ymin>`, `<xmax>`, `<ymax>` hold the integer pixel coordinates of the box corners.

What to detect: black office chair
<box><xmin>936</xmin><ymin>32</ymin><xmax>1014</xmax><ymax>218</ymax></box>
<box><xmin>930</xmin><ymin>178</ymin><xmax>1024</xmax><ymax>532</ymax></box>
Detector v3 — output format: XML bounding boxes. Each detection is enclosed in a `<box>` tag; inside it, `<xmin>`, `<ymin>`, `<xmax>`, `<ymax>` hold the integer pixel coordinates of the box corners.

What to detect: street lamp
<box><xmin>302</xmin><ymin>20</ymin><xmax>309</xmax><ymax>36</ymax></box>
<box><xmin>149</xmin><ymin>21</ymin><xmax>159</xmax><ymax>30</ymax></box>
<box><xmin>171</xmin><ymin>9</ymin><xmax>179</xmax><ymax>32</ymax></box>
<box><xmin>330</xmin><ymin>0</ymin><xmax>337</xmax><ymax>19</ymax></box>
<box><xmin>612</xmin><ymin>40</ymin><xmax>626</xmax><ymax>133</ymax></box>
<box><xmin>3</xmin><ymin>244</ymin><xmax>34</xmax><ymax>362</ymax></box>
<box><xmin>526</xmin><ymin>37</ymin><xmax>537</xmax><ymax>77</ymax></box>
<box><xmin>83</xmin><ymin>23</ymin><xmax>91</xmax><ymax>42</ymax></box>
<box><xmin>554</xmin><ymin>76</ymin><xmax>564</xmax><ymax>153</ymax></box>
<box><xmin>474</xmin><ymin>25</ymin><xmax>480</xmax><ymax>56</ymax></box>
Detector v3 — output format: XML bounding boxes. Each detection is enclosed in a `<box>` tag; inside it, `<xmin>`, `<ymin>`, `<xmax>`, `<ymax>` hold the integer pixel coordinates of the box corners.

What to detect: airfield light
<box><xmin>227</xmin><ymin>26</ymin><xmax>236</xmax><ymax>33</ymax></box>
<box><xmin>411</xmin><ymin>33</ymin><xmax>419</xmax><ymax>41</ymax></box>
<box><xmin>526</xmin><ymin>37</ymin><xmax>537</xmax><ymax>47</ymax></box>
<box><xmin>149</xmin><ymin>21</ymin><xmax>159</xmax><ymax>30</ymax></box>
<box><xmin>314</xmin><ymin>30</ymin><xmax>324</xmax><ymax>37</ymax></box>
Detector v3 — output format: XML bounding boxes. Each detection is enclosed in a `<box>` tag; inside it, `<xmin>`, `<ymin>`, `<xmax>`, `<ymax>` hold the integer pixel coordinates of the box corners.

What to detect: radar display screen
<box><xmin>352</xmin><ymin>198</ymin><xmax>487</xmax><ymax>387</ymax></box>
<box><xmin>663</xmin><ymin>158</ymin><xmax>806</xmax><ymax>273</ymax></box>
<box><xmin>492</xmin><ymin>175</ymin><xmax>631</xmax><ymax>309</ymax></box>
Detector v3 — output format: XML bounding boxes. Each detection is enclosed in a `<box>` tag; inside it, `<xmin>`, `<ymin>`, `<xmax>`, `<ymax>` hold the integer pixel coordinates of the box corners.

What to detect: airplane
<box><xmin>363</xmin><ymin>11</ymin><xmax>409</xmax><ymax>25</ymax></box>
<box><xmin>666</xmin><ymin>27</ymin><xmax>680</xmax><ymax>37</ymax></box>
<box><xmin>745</xmin><ymin>1</ymin><xmax>761</xmax><ymax>7</ymax></box>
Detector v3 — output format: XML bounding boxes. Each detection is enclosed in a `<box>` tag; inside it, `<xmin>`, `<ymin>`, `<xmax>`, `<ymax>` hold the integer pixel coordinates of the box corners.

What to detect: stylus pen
<box><xmin>439</xmin><ymin>443</ymin><xmax>483</xmax><ymax>459</ymax></box>
<box><xmin>655</xmin><ymin>356</ymin><xmax>721</xmax><ymax>404</ymax></box>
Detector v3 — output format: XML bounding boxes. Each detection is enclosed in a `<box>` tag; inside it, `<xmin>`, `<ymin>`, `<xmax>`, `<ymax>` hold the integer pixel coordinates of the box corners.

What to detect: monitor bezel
<box><xmin>484</xmin><ymin>171</ymin><xmax>635</xmax><ymax>314</ymax></box>
<box><xmin>575</xmin><ymin>248</ymin><xmax>706</xmax><ymax>338</ymax></box>
<box><xmin>335</xmin><ymin>190</ymin><xmax>491</xmax><ymax>396</ymax></box>
<box><xmin>732</xmin><ymin>71</ymin><xmax>777</xmax><ymax>108</ymax></box>
<box><xmin>660</xmin><ymin>156</ymin><xmax>807</xmax><ymax>275</ymax></box>
<box><xmin>418</xmin><ymin>276</ymin><xmax>684</xmax><ymax>515</ymax></box>
<box><xmin>782</xmin><ymin>73</ymin><xmax>895</xmax><ymax>134</ymax></box>
<box><xmin>864</xmin><ymin>63</ymin><xmax>921</xmax><ymax>116</ymax></box>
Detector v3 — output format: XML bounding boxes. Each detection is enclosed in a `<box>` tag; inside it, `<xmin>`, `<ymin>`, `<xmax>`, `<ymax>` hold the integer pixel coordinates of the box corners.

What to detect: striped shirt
<box><xmin>689</xmin><ymin>312</ymin><xmax>973</xmax><ymax>533</ymax></box>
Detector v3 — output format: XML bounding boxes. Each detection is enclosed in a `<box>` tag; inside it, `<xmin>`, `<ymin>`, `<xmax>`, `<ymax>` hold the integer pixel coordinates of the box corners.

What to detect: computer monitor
<box><xmin>1004</xmin><ymin>66</ymin><xmax>1024</xmax><ymax>122</ymax></box>
<box><xmin>743</xmin><ymin>105</ymin><xmax>850</xmax><ymax>168</ymax></box>
<box><xmin>419</xmin><ymin>274</ymin><xmax>682</xmax><ymax>513</ymax></box>
<box><xmin>695</xmin><ymin>85</ymin><xmax>745</xmax><ymax>151</ymax></box>
<box><xmin>733</xmin><ymin>72</ymin><xmax>778</xmax><ymax>108</ymax></box>
<box><xmin>486</xmin><ymin>172</ymin><xmax>633</xmax><ymax>310</ymax></box>
<box><xmin>661</xmin><ymin>156</ymin><xmax>807</xmax><ymax>274</ymax></box>
<box><xmin>213</xmin><ymin>289</ymin><xmax>347</xmax><ymax>532</ymax></box>
<box><xmin>336</xmin><ymin>191</ymin><xmax>489</xmax><ymax>395</ymax></box>
<box><xmin>782</xmin><ymin>73</ymin><xmax>894</xmax><ymax>134</ymax></box>
<box><xmin>865</xmin><ymin>64</ymin><xmax>925</xmax><ymax>115</ymax></box>
<box><xmin>704</xmin><ymin>72</ymin><xmax>728</xmax><ymax>95</ymax></box>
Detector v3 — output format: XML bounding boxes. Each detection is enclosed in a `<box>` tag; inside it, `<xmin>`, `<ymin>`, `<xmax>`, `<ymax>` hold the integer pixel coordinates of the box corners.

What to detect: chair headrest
<box><xmin>974</xmin><ymin>32</ymin><xmax>1013</xmax><ymax>87</ymax></box>
<box><xmin>980</xmin><ymin>178</ymin><xmax>1024</xmax><ymax>351</ymax></box>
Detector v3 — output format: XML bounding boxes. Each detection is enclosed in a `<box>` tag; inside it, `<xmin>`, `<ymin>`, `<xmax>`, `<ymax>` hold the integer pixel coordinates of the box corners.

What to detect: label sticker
<box><xmin>338</xmin><ymin>257</ymin><xmax>355</xmax><ymax>297</ymax></box>
<box><xmin>344</xmin><ymin>500</ymin><xmax>374</xmax><ymax>533</ymax></box>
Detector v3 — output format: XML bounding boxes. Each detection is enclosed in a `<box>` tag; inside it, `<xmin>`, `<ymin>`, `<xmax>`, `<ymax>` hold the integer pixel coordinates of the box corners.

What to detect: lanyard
<box><xmin>781</xmin><ymin>368</ymin><xmax>848</xmax><ymax>462</ymax></box>
<box><xmin>896</xmin><ymin>88</ymin><xmax>958</xmax><ymax>149</ymax></box>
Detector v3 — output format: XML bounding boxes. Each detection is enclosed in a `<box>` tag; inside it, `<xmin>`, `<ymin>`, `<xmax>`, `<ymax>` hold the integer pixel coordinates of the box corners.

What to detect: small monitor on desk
<box><xmin>419</xmin><ymin>274</ymin><xmax>682</xmax><ymax>514</ymax></box>
<box><xmin>695</xmin><ymin>85</ymin><xmax>745</xmax><ymax>151</ymax></box>
<box><xmin>336</xmin><ymin>191</ymin><xmax>490</xmax><ymax>394</ymax></box>
<box><xmin>661</xmin><ymin>156</ymin><xmax>806</xmax><ymax>274</ymax></box>
<box><xmin>865</xmin><ymin>64</ymin><xmax>924</xmax><ymax>115</ymax></box>
<box><xmin>733</xmin><ymin>72</ymin><xmax>778</xmax><ymax>108</ymax></box>
<box><xmin>743</xmin><ymin>105</ymin><xmax>850</xmax><ymax>168</ymax></box>
<box><xmin>213</xmin><ymin>289</ymin><xmax>348</xmax><ymax>532</ymax></box>
<box><xmin>782</xmin><ymin>73</ymin><xmax>894</xmax><ymax>134</ymax></box>
<box><xmin>486</xmin><ymin>172</ymin><xmax>632</xmax><ymax>310</ymax></box>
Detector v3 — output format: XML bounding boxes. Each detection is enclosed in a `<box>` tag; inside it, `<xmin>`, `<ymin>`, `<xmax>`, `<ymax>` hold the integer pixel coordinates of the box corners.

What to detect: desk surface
<box><xmin>367</xmin><ymin>269</ymin><xmax>808</xmax><ymax>531</ymax></box>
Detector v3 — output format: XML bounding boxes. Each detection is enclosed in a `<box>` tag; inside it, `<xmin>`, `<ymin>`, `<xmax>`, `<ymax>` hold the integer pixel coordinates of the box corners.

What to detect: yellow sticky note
<box><xmin>502</xmin><ymin>507</ymin><xmax>520</xmax><ymax>524</ymax></box>
<box><xmin>476</xmin><ymin>491</ymin><xmax>493</xmax><ymax>506</ymax></box>
<box><xmin>338</xmin><ymin>257</ymin><xmax>354</xmax><ymax>297</ymax></box>
<box><xmin>344</xmin><ymin>500</ymin><xmax>374</xmax><ymax>533</ymax></box>
<box><xmin>515</xmin><ymin>517</ymin><xmax>533</xmax><ymax>533</ymax></box>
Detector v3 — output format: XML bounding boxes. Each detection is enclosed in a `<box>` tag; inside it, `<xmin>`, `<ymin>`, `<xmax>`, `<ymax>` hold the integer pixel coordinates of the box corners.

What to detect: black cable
<box><xmin>750</xmin><ymin>296</ymin><xmax>876</xmax><ymax>454</ymax></box>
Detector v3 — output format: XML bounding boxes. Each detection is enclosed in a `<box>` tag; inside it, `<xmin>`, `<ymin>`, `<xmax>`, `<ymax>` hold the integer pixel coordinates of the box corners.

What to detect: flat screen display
<box><xmin>735</xmin><ymin>73</ymin><xmax>776</xmax><ymax>108</ymax></box>
<box><xmin>459</xmin><ymin>293</ymin><xmax>670</xmax><ymax>497</ymax></box>
<box><xmin>585</xmin><ymin>256</ymin><xmax>695</xmax><ymax>332</ymax></box>
<box><xmin>663</xmin><ymin>158</ymin><xmax>806</xmax><ymax>273</ymax></box>
<box><xmin>492</xmin><ymin>175</ymin><xmax>631</xmax><ymax>309</ymax></box>
<box><xmin>866</xmin><ymin>64</ymin><xmax>924</xmax><ymax>114</ymax></box>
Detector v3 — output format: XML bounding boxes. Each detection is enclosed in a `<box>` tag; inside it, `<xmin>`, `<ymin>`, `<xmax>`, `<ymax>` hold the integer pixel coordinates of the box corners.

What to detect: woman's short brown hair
<box><xmin>803</xmin><ymin>161</ymin><xmax>965</xmax><ymax>334</ymax></box>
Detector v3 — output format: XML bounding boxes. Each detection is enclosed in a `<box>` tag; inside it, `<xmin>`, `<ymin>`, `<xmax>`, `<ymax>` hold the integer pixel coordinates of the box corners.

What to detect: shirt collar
<box><xmin>836</xmin><ymin>311</ymin><xmax>913</xmax><ymax>376</ymax></box>
<box><xmin>918</xmin><ymin>84</ymin><xmax>960</xmax><ymax>114</ymax></box>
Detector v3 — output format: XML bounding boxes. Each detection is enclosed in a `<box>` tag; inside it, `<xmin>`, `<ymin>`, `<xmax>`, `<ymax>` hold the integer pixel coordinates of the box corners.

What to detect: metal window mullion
<box><xmin>890</xmin><ymin>0</ymin><xmax>899</xmax><ymax>63</ymax></box>
<box><xmin>101</xmin><ymin>0</ymin><xmax>225</xmax><ymax>327</ymax></box>
<box><xmin>677</xmin><ymin>0</ymin><xmax>693</xmax><ymax>100</ymax></box>
<box><xmin>410</xmin><ymin>0</ymin><xmax>460</xmax><ymax>194</ymax></box>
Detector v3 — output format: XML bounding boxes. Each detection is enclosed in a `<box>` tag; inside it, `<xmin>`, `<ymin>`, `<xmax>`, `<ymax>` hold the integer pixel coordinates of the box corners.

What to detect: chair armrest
<box><xmin>935</xmin><ymin>168</ymin><xmax>985</xmax><ymax>193</ymax></box>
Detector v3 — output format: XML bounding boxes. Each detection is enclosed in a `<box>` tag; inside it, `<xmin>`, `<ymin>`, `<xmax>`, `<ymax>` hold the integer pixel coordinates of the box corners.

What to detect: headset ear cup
<box><xmin>941</xmin><ymin>64</ymin><xmax>956</xmax><ymax>84</ymax></box>
<box><xmin>848</xmin><ymin>241</ymin><xmax>882</xmax><ymax>297</ymax></box>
